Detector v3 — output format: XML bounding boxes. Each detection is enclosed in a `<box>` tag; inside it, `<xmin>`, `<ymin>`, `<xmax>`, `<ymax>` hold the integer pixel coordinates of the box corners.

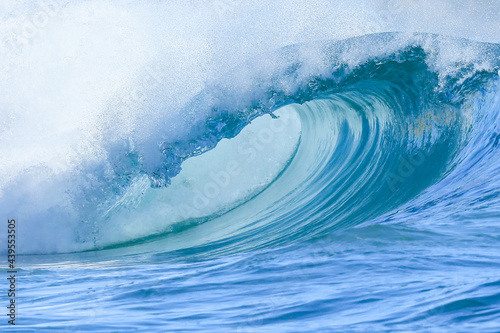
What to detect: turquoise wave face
<box><xmin>2</xmin><ymin>33</ymin><xmax>500</xmax><ymax>254</ymax></box>
<box><xmin>111</xmin><ymin>44</ymin><xmax>498</xmax><ymax>257</ymax></box>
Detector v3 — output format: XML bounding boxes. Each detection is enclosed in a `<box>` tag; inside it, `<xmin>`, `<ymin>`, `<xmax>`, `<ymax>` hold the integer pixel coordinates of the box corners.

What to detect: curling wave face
<box><xmin>1</xmin><ymin>33</ymin><xmax>500</xmax><ymax>254</ymax></box>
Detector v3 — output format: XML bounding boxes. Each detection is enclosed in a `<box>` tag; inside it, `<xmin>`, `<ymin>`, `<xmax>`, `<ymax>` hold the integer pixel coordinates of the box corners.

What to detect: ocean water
<box><xmin>1</xmin><ymin>1</ymin><xmax>500</xmax><ymax>332</ymax></box>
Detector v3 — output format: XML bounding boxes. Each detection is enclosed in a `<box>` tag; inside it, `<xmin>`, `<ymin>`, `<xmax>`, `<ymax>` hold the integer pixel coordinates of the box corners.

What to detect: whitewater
<box><xmin>1</xmin><ymin>0</ymin><xmax>500</xmax><ymax>331</ymax></box>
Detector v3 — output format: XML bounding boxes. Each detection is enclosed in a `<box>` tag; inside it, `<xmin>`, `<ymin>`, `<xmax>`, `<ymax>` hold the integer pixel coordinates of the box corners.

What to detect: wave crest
<box><xmin>2</xmin><ymin>33</ymin><xmax>500</xmax><ymax>254</ymax></box>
